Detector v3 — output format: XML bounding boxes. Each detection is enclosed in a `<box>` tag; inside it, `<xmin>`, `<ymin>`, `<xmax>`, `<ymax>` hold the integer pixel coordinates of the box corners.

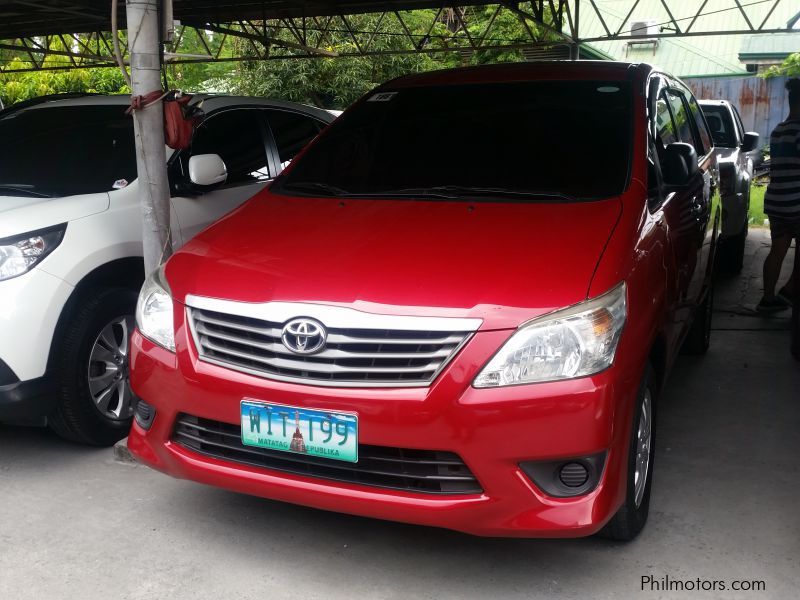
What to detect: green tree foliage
<box><xmin>1</xmin><ymin>7</ymin><xmax>545</xmax><ymax>108</ymax></box>
<box><xmin>226</xmin><ymin>12</ymin><xmax>447</xmax><ymax>108</ymax></box>
<box><xmin>0</xmin><ymin>58</ymin><xmax>129</xmax><ymax>105</ymax></box>
<box><xmin>762</xmin><ymin>52</ymin><xmax>800</xmax><ymax>78</ymax></box>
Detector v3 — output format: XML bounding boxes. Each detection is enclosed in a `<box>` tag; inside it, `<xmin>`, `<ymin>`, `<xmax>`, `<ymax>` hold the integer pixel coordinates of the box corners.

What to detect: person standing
<box><xmin>758</xmin><ymin>78</ymin><xmax>800</xmax><ymax>313</ymax></box>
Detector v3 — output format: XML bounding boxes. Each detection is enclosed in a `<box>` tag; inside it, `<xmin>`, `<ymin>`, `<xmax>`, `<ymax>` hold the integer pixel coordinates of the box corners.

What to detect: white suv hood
<box><xmin>0</xmin><ymin>192</ymin><xmax>110</xmax><ymax>239</ymax></box>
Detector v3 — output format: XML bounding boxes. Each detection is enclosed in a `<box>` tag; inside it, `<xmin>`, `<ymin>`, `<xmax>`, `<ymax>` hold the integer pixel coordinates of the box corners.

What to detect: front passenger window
<box><xmin>187</xmin><ymin>109</ymin><xmax>272</xmax><ymax>186</ymax></box>
<box><xmin>666</xmin><ymin>91</ymin><xmax>694</xmax><ymax>150</ymax></box>
<box><xmin>656</xmin><ymin>95</ymin><xmax>679</xmax><ymax>148</ymax></box>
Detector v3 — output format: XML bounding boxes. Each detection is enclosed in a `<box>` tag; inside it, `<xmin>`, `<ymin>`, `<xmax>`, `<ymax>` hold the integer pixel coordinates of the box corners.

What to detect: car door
<box><xmin>169</xmin><ymin>108</ymin><xmax>277</xmax><ymax>244</ymax></box>
<box><xmin>664</xmin><ymin>85</ymin><xmax>716</xmax><ymax>308</ymax></box>
<box><xmin>681</xmin><ymin>88</ymin><xmax>719</xmax><ymax>301</ymax></box>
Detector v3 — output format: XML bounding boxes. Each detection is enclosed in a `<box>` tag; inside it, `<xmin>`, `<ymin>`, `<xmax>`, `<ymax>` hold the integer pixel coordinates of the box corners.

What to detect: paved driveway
<box><xmin>1</xmin><ymin>230</ymin><xmax>798</xmax><ymax>600</ymax></box>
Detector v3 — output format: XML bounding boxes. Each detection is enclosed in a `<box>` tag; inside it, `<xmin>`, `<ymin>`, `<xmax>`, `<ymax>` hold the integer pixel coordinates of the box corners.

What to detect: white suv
<box><xmin>0</xmin><ymin>94</ymin><xmax>333</xmax><ymax>445</ymax></box>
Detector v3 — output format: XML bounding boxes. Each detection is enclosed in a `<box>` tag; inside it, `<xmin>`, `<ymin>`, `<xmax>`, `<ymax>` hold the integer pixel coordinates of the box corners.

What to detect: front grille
<box><xmin>187</xmin><ymin>305</ymin><xmax>474</xmax><ymax>387</ymax></box>
<box><xmin>173</xmin><ymin>414</ymin><xmax>482</xmax><ymax>495</ymax></box>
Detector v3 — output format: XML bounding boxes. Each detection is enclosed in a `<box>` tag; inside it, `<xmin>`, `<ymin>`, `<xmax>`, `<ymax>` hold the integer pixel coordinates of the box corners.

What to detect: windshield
<box><xmin>0</xmin><ymin>104</ymin><xmax>136</xmax><ymax>198</ymax></box>
<box><xmin>700</xmin><ymin>105</ymin><xmax>737</xmax><ymax>148</ymax></box>
<box><xmin>274</xmin><ymin>80</ymin><xmax>632</xmax><ymax>201</ymax></box>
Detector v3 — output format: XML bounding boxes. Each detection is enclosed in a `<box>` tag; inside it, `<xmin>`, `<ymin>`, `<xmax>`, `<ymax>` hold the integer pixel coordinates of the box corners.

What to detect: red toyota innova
<box><xmin>128</xmin><ymin>61</ymin><xmax>719</xmax><ymax>541</ymax></box>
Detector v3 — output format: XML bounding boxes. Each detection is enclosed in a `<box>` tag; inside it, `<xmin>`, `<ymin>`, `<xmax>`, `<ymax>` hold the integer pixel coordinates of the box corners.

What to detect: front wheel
<box><xmin>597</xmin><ymin>364</ymin><xmax>657</xmax><ymax>541</ymax></box>
<box><xmin>717</xmin><ymin>228</ymin><xmax>746</xmax><ymax>275</ymax></box>
<box><xmin>49</xmin><ymin>288</ymin><xmax>138</xmax><ymax>446</ymax></box>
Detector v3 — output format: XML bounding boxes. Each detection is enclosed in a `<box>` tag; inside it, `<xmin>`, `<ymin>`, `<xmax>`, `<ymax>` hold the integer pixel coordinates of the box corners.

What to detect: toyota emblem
<box><xmin>281</xmin><ymin>318</ymin><xmax>327</xmax><ymax>354</ymax></box>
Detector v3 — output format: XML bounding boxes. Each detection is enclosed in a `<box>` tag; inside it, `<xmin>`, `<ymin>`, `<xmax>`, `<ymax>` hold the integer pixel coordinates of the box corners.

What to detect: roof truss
<box><xmin>0</xmin><ymin>1</ymin><xmax>795</xmax><ymax>73</ymax></box>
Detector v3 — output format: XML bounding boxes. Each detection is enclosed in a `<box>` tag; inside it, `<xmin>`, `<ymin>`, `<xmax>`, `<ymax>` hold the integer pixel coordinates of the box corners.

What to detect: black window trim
<box><xmin>731</xmin><ymin>104</ymin><xmax>746</xmax><ymax>145</ymax></box>
<box><xmin>262</xmin><ymin>107</ymin><xmax>328</xmax><ymax>177</ymax></box>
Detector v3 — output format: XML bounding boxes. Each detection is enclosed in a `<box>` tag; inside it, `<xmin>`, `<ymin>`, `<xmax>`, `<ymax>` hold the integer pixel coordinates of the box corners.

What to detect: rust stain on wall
<box><xmin>739</xmin><ymin>84</ymin><xmax>755</xmax><ymax>106</ymax></box>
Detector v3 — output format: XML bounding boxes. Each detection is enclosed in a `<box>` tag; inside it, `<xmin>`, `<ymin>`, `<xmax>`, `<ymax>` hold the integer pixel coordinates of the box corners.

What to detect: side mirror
<box><xmin>188</xmin><ymin>154</ymin><xmax>227</xmax><ymax>188</ymax></box>
<box><xmin>741</xmin><ymin>131</ymin><xmax>759</xmax><ymax>153</ymax></box>
<box><xmin>662</xmin><ymin>142</ymin><xmax>698</xmax><ymax>188</ymax></box>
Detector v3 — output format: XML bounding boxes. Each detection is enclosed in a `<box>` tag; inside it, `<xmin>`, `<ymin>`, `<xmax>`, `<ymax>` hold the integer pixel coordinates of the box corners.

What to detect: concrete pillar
<box><xmin>126</xmin><ymin>0</ymin><xmax>172</xmax><ymax>273</ymax></box>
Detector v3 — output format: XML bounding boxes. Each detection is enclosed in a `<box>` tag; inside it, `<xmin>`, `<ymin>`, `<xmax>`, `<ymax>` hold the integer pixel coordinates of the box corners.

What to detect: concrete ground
<box><xmin>1</xmin><ymin>230</ymin><xmax>798</xmax><ymax>600</ymax></box>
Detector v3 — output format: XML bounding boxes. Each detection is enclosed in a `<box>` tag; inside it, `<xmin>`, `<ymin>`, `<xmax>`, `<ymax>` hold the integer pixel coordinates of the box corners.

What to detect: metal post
<box><xmin>126</xmin><ymin>0</ymin><xmax>172</xmax><ymax>274</ymax></box>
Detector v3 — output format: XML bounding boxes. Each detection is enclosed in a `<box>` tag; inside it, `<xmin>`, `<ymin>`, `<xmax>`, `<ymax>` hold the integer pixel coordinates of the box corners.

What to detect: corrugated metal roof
<box><xmin>579</xmin><ymin>0</ymin><xmax>799</xmax><ymax>77</ymax></box>
<box><xmin>739</xmin><ymin>32</ymin><xmax>800</xmax><ymax>57</ymax></box>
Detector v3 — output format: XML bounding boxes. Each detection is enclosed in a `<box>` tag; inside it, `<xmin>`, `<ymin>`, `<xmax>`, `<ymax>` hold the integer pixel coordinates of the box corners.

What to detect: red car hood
<box><xmin>166</xmin><ymin>191</ymin><xmax>622</xmax><ymax>330</ymax></box>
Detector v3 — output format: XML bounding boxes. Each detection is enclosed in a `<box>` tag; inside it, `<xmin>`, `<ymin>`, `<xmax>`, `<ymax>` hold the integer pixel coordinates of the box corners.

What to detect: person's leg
<box><xmin>777</xmin><ymin>227</ymin><xmax>800</xmax><ymax>301</ymax></box>
<box><xmin>763</xmin><ymin>234</ymin><xmax>792</xmax><ymax>301</ymax></box>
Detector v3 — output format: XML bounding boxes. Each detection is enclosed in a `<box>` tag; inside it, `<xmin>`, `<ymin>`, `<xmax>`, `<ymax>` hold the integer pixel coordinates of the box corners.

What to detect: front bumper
<box><xmin>128</xmin><ymin>325</ymin><xmax>641</xmax><ymax>538</ymax></box>
<box><xmin>0</xmin><ymin>365</ymin><xmax>57</xmax><ymax>422</ymax></box>
<box><xmin>0</xmin><ymin>268</ymin><xmax>74</xmax><ymax>382</ymax></box>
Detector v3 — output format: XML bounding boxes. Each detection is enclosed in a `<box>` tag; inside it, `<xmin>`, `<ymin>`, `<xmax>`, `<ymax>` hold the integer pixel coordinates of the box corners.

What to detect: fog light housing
<box><xmin>559</xmin><ymin>462</ymin><xmax>590</xmax><ymax>487</ymax></box>
<box><xmin>520</xmin><ymin>452</ymin><xmax>606</xmax><ymax>498</ymax></box>
<box><xmin>134</xmin><ymin>396</ymin><xmax>156</xmax><ymax>430</ymax></box>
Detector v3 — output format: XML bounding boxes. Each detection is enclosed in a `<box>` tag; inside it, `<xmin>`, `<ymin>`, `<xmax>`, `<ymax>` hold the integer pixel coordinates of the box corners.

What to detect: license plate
<box><xmin>240</xmin><ymin>399</ymin><xmax>358</xmax><ymax>463</ymax></box>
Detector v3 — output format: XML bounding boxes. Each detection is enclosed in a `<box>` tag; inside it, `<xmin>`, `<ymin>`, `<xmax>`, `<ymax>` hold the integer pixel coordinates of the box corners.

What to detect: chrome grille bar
<box><xmin>185</xmin><ymin>296</ymin><xmax>482</xmax><ymax>388</ymax></box>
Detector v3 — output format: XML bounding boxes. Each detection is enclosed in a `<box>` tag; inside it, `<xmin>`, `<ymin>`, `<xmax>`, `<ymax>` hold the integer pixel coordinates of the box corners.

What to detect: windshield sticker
<box><xmin>367</xmin><ymin>92</ymin><xmax>398</xmax><ymax>102</ymax></box>
<box><xmin>112</xmin><ymin>179</ymin><xmax>129</xmax><ymax>189</ymax></box>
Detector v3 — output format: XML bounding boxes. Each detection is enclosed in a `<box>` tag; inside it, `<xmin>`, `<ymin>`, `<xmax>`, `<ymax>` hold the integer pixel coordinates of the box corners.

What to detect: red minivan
<box><xmin>128</xmin><ymin>61</ymin><xmax>719</xmax><ymax>540</ymax></box>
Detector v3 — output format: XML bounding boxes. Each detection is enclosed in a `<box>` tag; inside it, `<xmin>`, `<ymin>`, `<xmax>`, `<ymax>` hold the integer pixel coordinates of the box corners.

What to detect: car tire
<box><xmin>681</xmin><ymin>281</ymin><xmax>714</xmax><ymax>355</ymax></box>
<box><xmin>48</xmin><ymin>288</ymin><xmax>138</xmax><ymax>446</ymax></box>
<box><xmin>717</xmin><ymin>228</ymin><xmax>746</xmax><ymax>275</ymax></box>
<box><xmin>597</xmin><ymin>364</ymin><xmax>657</xmax><ymax>542</ymax></box>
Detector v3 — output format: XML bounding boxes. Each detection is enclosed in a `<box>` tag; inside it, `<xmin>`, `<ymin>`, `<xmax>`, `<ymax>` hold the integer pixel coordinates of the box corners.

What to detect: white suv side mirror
<box><xmin>188</xmin><ymin>154</ymin><xmax>227</xmax><ymax>187</ymax></box>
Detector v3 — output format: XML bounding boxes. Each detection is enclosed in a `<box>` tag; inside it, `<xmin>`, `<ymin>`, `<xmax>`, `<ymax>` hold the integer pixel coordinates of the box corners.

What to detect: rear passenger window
<box><xmin>267</xmin><ymin>111</ymin><xmax>324</xmax><ymax>170</ymax></box>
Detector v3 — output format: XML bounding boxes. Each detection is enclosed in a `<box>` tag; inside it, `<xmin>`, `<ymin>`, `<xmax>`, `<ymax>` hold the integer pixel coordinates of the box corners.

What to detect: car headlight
<box><xmin>474</xmin><ymin>282</ymin><xmax>626</xmax><ymax>387</ymax></box>
<box><xmin>135</xmin><ymin>265</ymin><xmax>175</xmax><ymax>352</ymax></box>
<box><xmin>0</xmin><ymin>224</ymin><xmax>67</xmax><ymax>282</ymax></box>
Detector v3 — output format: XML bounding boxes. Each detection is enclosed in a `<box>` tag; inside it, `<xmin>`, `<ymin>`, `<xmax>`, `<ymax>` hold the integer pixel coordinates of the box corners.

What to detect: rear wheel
<box><xmin>597</xmin><ymin>365</ymin><xmax>657</xmax><ymax>541</ymax></box>
<box><xmin>48</xmin><ymin>288</ymin><xmax>138</xmax><ymax>446</ymax></box>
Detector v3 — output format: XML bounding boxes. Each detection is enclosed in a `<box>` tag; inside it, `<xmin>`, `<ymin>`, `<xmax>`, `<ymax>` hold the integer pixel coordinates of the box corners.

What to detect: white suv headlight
<box><xmin>135</xmin><ymin>265</ymin><xmax>175</xmax><ymax>352</ymax></box>
<box><xmin>0</xmin><ymin>224</ymin><xmax>66</xmax><ymax>282</ymax></box>
<box><xmin>474</xmin><ymin>282</ymin><xmax>626</xmax><ymax>388</ymax></box>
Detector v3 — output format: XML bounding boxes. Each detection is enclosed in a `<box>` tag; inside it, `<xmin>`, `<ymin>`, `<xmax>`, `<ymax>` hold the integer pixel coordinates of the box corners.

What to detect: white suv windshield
<box><xmin>0</xmin><ymin>103</ymin><xmax>136</xmax><ymax>198</ymax></box>
<box><xmin>274</xmin><ymin>80</ymin><xmax>633</xmax><ymax>201</ymax></box>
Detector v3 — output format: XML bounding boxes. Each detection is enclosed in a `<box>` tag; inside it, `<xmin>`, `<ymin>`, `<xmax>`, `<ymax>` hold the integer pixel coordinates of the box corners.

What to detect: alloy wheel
<box><xmin>87</xmin><ymin>315</ymin><xmax>135</xmax><ymax>420</ymax></box>
<box><xmin>633</xmin><ymin>389</ymin><xmax>653</xmax><ymax>508</ymax></box>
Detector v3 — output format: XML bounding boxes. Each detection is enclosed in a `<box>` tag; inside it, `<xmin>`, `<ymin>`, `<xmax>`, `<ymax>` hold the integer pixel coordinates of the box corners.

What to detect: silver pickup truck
<box><xmin>699</xmin><ymin>99</ymin><xmax>760</xmax><ymax>274</ymax></box>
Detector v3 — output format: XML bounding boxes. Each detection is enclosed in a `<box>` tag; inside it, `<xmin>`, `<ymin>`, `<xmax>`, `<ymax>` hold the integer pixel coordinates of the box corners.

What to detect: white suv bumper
<box><xmin>0</xmin><ymin>268</ymin><xmax>74</xmax><ymax>380</ymax></box>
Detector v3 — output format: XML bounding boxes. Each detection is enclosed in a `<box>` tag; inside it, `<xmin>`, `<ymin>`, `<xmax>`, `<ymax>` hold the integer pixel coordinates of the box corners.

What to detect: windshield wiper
<box><xmin>380</xmin><ymin>185</ymin><xmax>577</xmax><ymax>201</ymax></box>
<box><xmin>0</xmin><ymin>184</ymin><xmax>52</xmax><ymax>198</ymax></box>
<box><xmin>278</xmin><ymin>181</ymin><xmax>352</xmax><ymax>197</ymax></box>
<box><xmin>277</xmin><ymin>181</ymin><xmax>456</xmax><ymax>199</ymax></box>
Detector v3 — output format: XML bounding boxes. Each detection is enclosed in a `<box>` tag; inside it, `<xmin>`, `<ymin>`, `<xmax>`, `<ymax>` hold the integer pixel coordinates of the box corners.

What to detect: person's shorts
<box><xmin>769</xmin><ymin>215</ymin><xmax>800</xmax><ymax>240</ymax></box>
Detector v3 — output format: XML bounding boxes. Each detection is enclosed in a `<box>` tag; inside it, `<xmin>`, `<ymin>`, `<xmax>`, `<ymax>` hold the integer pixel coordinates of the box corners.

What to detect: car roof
<box><xmin>0</xmin><ymin>93</ymin><xmax>334</xmax><ymax>123</ymax></box>
<box><xmin>382</xmin><ymin>60</ymin><xmax>656</xmax><ymax>89</ymax></box>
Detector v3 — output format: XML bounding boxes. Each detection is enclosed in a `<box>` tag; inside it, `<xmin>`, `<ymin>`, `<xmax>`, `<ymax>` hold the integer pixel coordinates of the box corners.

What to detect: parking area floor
<box><xmin>1</xmin><ymin>230</ymin><xmax>798</xmax><ymax>600</ymax></box>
